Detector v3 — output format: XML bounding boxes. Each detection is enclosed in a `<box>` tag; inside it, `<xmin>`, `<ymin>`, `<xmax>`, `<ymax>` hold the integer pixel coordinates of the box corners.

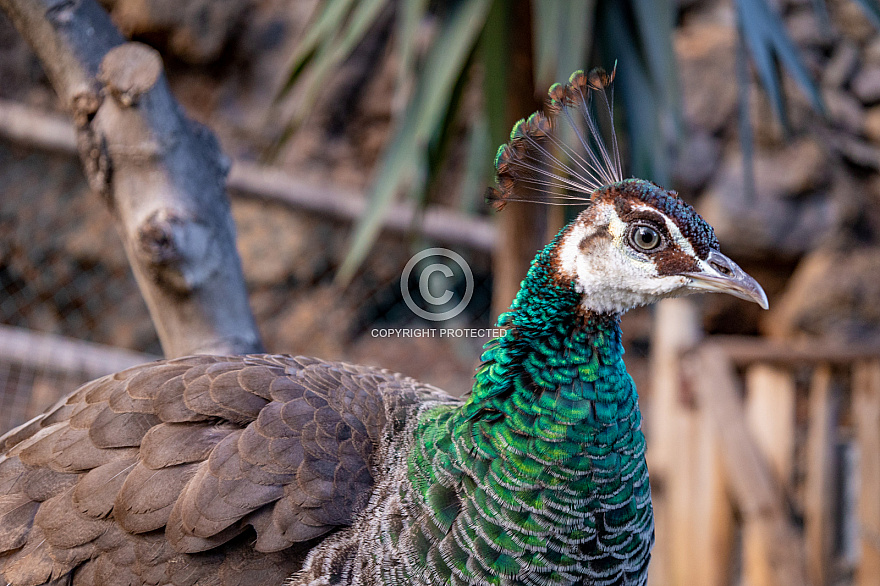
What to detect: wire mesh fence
<box><xmin>0</xmin><ymin>137</ymin><xmax>493</xmax><ymax>433</ymax></box>
<box><xmin>0</xmin><ymin>139</ymin><xmax>159</xmax><ymax>430</ymax></box>
<box><xmin>0</xmin><ymin>324</ymin><xmax>156</xmax><ymax>432</ymax></box>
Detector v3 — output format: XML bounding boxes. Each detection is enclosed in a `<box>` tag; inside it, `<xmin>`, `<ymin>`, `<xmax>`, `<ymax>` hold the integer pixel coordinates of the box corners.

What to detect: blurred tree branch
<box><xmin>0</xmin><ymin>0</ymin><xmax>263</xmax><ymax>357</ymax></box>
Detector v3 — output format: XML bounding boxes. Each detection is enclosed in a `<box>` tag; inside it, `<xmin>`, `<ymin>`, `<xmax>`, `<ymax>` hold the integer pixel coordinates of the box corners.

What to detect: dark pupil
<box><xmin>634</xmin><ymin>226</ymin><xmax>660</xmax><ymax>250</ymax></box>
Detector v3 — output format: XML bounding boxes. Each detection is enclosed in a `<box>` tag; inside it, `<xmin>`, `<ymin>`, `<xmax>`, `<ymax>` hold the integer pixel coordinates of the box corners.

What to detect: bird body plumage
<box><xmin>0</xmin><ymin>68</ymin><xmax>767</xmax><ymax>585</ymax></box>
<box><xmin>292</xmin><ymin>231</ymin><xmax>651</xmax><ymax>585</ymax></box>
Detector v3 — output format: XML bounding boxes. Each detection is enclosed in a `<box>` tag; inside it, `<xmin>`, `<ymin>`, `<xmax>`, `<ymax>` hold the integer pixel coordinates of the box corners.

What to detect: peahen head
<box><xmin>552</xmin><ymin>178</ymin><xmax>768</xmax><ymax>314</ymax></box>
<box><xmin>488</xmin><ymin>67</ymin><xmax>768</xmax><ymax>316</ymax></box>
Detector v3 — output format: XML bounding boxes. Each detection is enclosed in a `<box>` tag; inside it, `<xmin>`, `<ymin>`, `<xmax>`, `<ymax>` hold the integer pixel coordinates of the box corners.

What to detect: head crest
<box><xmin>487</xmin><ymin>65</ymin><xmax>622</xmax><ymax>211</ymax></box>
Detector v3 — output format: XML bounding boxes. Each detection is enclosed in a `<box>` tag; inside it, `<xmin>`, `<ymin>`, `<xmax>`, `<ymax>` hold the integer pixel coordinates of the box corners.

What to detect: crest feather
<box><xmin>487</xmin><ymin>65</ymin><xmax>622</xmax><ymax>211</ymax></box>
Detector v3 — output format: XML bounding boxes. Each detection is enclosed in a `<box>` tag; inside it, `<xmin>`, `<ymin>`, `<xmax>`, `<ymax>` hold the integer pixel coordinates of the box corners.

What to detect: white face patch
<box><xmin>557</xmin><ymin>203</ymin><xmax>693</xmax><ymax>314</ymax></box>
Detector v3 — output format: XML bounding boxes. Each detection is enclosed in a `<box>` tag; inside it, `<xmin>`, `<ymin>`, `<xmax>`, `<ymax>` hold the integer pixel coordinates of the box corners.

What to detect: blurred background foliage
<box><xmin>5</xmin><ymin>0</ymin><xmax>880</xmax><ymax>379</ymax></box>
<box><xmin>274</xmin><ymin>0</ymin><xmax>874</xmax><ymax>282</ymax></box>
<box><xmin>5</xmin><ymin>2</ymin><xmax>880</xmax><ymax>583</ymax></box>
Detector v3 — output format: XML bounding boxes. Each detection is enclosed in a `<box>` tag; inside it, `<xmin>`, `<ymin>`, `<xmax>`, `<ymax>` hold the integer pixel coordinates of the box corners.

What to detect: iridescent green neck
<box><xmin>399</xmin><ymin>235</ymin><xmax>650</xmax><ymax>583</ymax></box>
<box><xmin>461</xmin><ymin>235</ymin><xmax>624</xmax><ymax>422</ymax></box>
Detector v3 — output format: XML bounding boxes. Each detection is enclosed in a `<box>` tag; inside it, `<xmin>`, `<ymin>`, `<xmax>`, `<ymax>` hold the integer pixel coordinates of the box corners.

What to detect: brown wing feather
<box><xmin>0</xmin><ymin>354</ymin><xmax>445</xmax><ymax>585</ymax></box>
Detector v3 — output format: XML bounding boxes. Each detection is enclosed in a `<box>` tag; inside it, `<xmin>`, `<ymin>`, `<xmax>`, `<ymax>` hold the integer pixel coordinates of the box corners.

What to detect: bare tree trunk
<box><xmin>0</xmin><ymin>0</ymin><xmax>263</xmax><ymax>358</ymax></box>
<box><xmin>491</xmin><ymin>0</ymin><xmax>546</xmax><ymax>317</ymax></box>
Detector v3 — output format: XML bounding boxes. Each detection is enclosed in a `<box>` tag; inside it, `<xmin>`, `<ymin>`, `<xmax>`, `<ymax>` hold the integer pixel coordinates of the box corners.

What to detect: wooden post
<box><xmin>658</xmin><ymin>392</ymin><xmax>734</xmax><ymax>586</ymax></box>
<box><xmin>649</xmin><ymin>298</ymin><xmax>702</xmax><ymax>478</ymax></box>
<box><xmin>853</xmin><ymin>360</ymin><xmax>880</xmax><ymax>586</ymax></box>
<box><xmin>693</xmin><ymin>405</ymin><xmax>735</xmax><ymax>585</ymax></box>
<box><xmin>649</xmin><ymin>299</ymin><xmax>734</xmax><ymax>585</ymax></box>
<box><xmin>804</xmin><ymin>365</ymin><xmax>838</xmax><ymax>586</ymax></box>
<box><xmin>744</xmin><ymin>363</ymin><xmax>798</xmax><ymax>586</ymax></box>
<box><xmin>746</xmin><ymin>364</ymin><xmax>796</xmax><ymax>486</ymax></box>
<box><xmin>741</xmin><ymin>515</ymin><xmax>809</xmax><ymax>586</ymax></box>
<box><xmin>647</xmin><ymin>299</ymin><xmax>698</xmax><ymax>586</ymax></box>
<box><xmin>686</xmin><ymin>345</ymin><xmax>809</xmax><ymax>586</ymax></box>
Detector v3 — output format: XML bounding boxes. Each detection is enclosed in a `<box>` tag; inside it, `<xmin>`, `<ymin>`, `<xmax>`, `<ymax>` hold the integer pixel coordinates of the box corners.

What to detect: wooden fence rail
<box><xmin>0</xmin><ymin>324</ymin><xmax>156</xmax><ymax>431</ymax></box>
<box><xmin>649</xmin><ymin>299</ymin><xmax>880</xmax><ymax>586</ymax></box>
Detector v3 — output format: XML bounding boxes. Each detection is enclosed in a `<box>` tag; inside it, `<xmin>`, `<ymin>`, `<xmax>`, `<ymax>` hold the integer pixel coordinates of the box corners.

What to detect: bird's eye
<box><xmin>629</xmin><ymin>224</ymin><xmax>662</xmax><ymax>252</ymax></box>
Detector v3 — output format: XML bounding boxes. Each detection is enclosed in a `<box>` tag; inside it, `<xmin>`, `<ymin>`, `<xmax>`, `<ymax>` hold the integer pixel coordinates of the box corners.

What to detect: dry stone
<box><xmin>864</xmin><ymin>35</ymin><xmax>880</xmax><ymax>67</ymax></box>
<box><xmin>675</xmin><ymin>22</ymin><xmax>738</xmax><ymax>134</ymax></box>
<box><xmin>825</xmin><ymin>89</ymin><xmax>865</xmax><ymax>135</ymax></box>
<box><xmin>764</xmin><ymin>247</ymin><xmax>880</xmax><ymax>342</ymax></box>
<box><xmin>822</xmin><ymin>40</ymin><xmax>859</xmax><ymax>88</ymax></box>
<box><xmin>105</xmin><ymin>0</ymin><xmax>252</xmax><ymax>64</ymax></box>
<box><xmin>787</xmin><ymin>8</ymin><xmax>832</xmax><ymax>48</ymax></box>
<box><xmin>865</xmin><ymin>106</ymin><xmax>880</xmax><ymax>143</ymax></box>
<box><xmin>673</xmin><ymin>130</ymin><xmax>722</xmax><ymax>195</ymax></box>
<box><xmin>831</xmin><ymin>0</ymin><xmax>877</xmax><ymax>43</ymax></box>
<box><xmin>698</xmin><ymin>140</ymin><xmax>835</xmax><ymax>258</ymax></box>
<box><xmin>853</xmin><ymin>65</ymin><xmax>880</xmax><ymax>104</ymax></box>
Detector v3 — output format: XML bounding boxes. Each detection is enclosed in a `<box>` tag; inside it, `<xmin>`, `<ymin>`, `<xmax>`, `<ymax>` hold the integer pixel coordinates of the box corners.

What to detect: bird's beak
<box><xmin>683</xmin><ymin>250</ymin><xmax>769</xmax><ymax>310</ymax></box>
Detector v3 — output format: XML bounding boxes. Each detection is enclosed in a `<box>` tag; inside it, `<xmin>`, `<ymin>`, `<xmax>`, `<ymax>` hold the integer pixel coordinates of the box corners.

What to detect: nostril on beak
<box><xmin>710</xmin><ymin>261</ymin><xmax>733</xmax><ymax>277</ymax></box>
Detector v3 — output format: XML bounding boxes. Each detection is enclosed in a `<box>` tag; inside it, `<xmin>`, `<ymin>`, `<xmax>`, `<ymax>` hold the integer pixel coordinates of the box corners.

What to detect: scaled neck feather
<box><xmin>395</xmin><ymin>234</ymin><xmax>651</xmax><ymax>584</ymax></box>
<box><xmin>460</xmin><ymin>232</ymin><xmax>625</xmax><ymax>423</ymax></box>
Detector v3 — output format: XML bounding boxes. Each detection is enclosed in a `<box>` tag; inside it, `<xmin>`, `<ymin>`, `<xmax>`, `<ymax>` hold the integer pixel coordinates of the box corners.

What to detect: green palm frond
<box><xmin>532</xmin><ymin>0</ymin><xmax>594</xmax><ymax>89</ymax></box>
<box><xmin>599</xmin><ymin>0</ymin><xmax>678</xmax><ymax>184</ymax></box>
<box><xmin>275</xmin><ymin>1</ymin><xmax>678</xmax><ymax>283</ymax></box>
<box><xmin>851</xmin><ymin>0</ymin><xmax>880</xmax><ymax>28</ymax></box>
<box><xmin>275</xmin><ymin>0</ymin><xmax>390</xmax><ymax>144</ymax></box>
<box><xmin>272</xmin><ymin>0</ymin><xmax>854</xmax><ymax>283</ymax></box>
<box><xmin>736</xmin><ymin>0</ymin><xmax>826</xmax><ymax>132</ymax></box>
<box><xmin>335</xmin><ymin>0</ymin><xmax>492</xmax><ymax>284</ymax></box>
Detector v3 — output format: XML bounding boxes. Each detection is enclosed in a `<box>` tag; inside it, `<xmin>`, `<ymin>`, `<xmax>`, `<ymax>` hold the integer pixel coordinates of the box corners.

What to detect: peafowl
<box><xmin>0</xmin><ymin>68</ymin><xmax>767</xmax><ymax>586</ymax></box>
